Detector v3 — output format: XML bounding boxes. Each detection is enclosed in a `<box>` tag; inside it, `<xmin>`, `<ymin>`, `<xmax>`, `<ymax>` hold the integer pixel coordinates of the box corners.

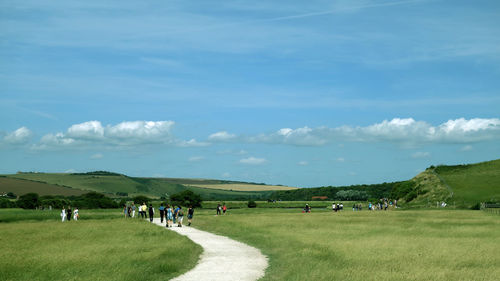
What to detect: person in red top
<box><xmin>222</xmin><ymin>204</ymin><xmax>227</xmax><ymax>215</ymax></box>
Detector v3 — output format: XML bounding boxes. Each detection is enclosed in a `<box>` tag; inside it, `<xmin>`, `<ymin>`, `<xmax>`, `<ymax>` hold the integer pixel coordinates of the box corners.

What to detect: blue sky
<box><xmin>1</xmin><ymin>0</ymin><xmax>499</xmax><ymax>187</ymax></box>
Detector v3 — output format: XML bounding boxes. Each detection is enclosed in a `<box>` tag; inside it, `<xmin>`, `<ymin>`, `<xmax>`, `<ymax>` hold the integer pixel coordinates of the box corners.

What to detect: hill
<box><xmin>1</xmin><ymin>172</ymin><xmax>280</xmax><ymax>200</ymax></box>
<box><xmin>0</xmin><ymin>176</ymin><xmax>87</xmax><ymax>197</ymax></box>
<box><xmin>392</xmin><ymin>159</ymin><xmax>500</xmax><ymax>208</ymax></box>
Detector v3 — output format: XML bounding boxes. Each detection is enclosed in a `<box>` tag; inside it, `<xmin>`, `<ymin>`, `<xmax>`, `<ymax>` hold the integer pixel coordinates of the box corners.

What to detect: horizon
<box><xmin>1</xmin><ymin>0</ymin><xmax>500</xmax><ymax>187</ymax></box>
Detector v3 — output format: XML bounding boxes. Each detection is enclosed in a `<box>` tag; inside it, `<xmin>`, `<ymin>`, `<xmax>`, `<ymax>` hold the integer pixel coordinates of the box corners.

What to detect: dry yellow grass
<box><xmin>186</xmin><ymin>183</ymin><xmax>298</xmax><ymax>191</ymax></box>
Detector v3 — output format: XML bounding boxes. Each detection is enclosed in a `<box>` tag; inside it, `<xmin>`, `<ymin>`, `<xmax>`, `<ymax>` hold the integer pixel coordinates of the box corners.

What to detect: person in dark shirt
<box><xmin>187</xmin><ymin>206</ymin><xmax>194</xmax><ymax>226</ymax></box>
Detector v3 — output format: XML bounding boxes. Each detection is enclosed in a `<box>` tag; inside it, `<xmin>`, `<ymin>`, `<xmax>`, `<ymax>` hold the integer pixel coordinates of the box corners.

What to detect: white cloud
<box><xmin>411</xmin><ymin>151</ymin><xmax>431</xmax><ymax>159</ymax></box>
<box><xmin>239</xmin><ymin>157</ymin><xmax>267</xmax><ymax>165</ymax></box>
<box><xmin>298</xmin><ymin>161</ymin><xmax>308</xmax><ymax>166</ymax></box>
<box><xmin>337</xmin><ymin>157</ymin><xmax>345</xmax><ymax>162</ymax></box>
<box><xmin>222</xmin><ymin>172</ymin><xmax>231</xmax><ymax>178</ymax></box>
<box><xmin>208</xmin><ymin>131</ymin><xmax>237</xmax><ymax>141</ymax></box>
<box><xmin>188</xmin><ymin>156</ymin><xmax>204</xmax><ymax>162</ymax></box>
<box><xmin>67</xmin><ymin>121</ymin><xmax>104</xmax><ymax>140</ymax></box>
<box><xmin>3</xmin><ymin>127</ymin><xmax>33</xmax><ymax>144</ymax></box>
<box><xmin>210</xmin><ymin>118</ymin><xmax>500</xmax><ymax>146</ymax></box>
<box><xmin>90</xmin><ymin>153</ymin><xmax>103</xmax><ymax>159</ymax></box>
<box><xmin>31</xmin><ymin>120</ymin><xmax>201</xmax><ymax>149</ymax></box>
<box><xmin>460</xmin><ymin>145</ymin><xmax>473</xmax><ymax>152</ymax></box>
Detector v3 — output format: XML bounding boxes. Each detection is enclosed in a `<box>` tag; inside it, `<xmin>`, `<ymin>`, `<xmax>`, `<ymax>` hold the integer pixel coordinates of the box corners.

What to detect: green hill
<box><xmin>2</xmin><ymin>172</ymin><xmax>273</xmax><ymax>200</ymax></box>
<box><xmin>396</xmin><ymin>159</ymin><xmax>500</xmax><ymax>208</ymax></box>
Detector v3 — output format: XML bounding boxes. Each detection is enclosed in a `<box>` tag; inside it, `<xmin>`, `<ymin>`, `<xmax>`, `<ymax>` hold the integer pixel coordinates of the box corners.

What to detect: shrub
<box><xmin>17</xmin><ymin>193</ymin><xmax>39</xmax><ymax>209</ymax></box>
<box><xmin>248</xmin><ymin>200</ymin><xmax>257</xmax><ymax>208</ymax></box>
<box><xmin>170</xmin><ymin>190</ymin><xmax>202</xmax><ymax>208</ymax></box>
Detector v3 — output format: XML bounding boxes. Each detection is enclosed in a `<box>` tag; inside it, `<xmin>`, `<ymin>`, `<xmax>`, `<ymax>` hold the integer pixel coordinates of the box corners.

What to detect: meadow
<box><xmin>193</xmin><ymin>208</ymin><xmax>500</xmax><ymax>281</ymax></box>
<box><xmin>0</xmin><ymin>209</ymin><xmax>202</xmax><ymax>281</ymax></box>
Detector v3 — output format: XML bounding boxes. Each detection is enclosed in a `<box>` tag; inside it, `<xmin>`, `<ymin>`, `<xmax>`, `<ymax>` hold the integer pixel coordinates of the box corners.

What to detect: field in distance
<box><xmin>185</xmin><ymin>183</ymin><xmax>297</xmax><ymax>191</ymax></box>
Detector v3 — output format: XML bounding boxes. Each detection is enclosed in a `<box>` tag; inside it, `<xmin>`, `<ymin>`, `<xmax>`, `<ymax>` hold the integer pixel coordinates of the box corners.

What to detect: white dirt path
<box><xmin>151</xmin><ymin>218</ymin><xmax>268</xmax><ymax>281</ymax></box>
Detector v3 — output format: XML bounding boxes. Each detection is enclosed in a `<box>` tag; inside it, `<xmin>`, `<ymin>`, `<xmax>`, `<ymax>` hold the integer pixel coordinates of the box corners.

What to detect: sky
<box><xmin>1</xmin><ymin>0</ymin><xmax>499</xmax><ymax>187</ymax></box>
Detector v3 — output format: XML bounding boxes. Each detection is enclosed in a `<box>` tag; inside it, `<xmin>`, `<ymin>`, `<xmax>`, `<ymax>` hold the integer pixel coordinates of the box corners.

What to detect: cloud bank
<box><xmin>209</xmin><ymin>118</ymin><xmax>500</xmax><ymax>146</ymax></box>
<box><xmin>33</xmin><ymin>120</ymin><xmax>206</xmax><ymax>149</ymax></box>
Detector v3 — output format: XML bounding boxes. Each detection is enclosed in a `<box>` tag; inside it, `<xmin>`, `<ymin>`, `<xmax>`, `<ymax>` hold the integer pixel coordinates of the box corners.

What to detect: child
<box><xmin>187</xmin><ymin>206</ymin><xmax>194</xmax><ymax>226</ymax></box>
<box><xmin>166</xmin><ymin>204</ymin><xmax>173</xmax><ymax>228</ymax></box>
<box><xmin>73</xmin><ymin>207</ymin><xmax>79</xmax><ymax>221</ymax></box>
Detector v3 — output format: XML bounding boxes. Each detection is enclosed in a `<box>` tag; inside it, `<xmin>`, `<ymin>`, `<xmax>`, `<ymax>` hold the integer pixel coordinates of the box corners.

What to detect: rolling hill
<box><xmin>1</xmin><ymin>172</ymin><xmax>285</xmax><ymax>200</ymax></box>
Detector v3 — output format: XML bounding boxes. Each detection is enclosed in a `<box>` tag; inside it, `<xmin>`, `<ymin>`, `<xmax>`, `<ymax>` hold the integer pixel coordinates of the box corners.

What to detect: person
<box><xmin>216</xmin><ymin>204</ymin><xmax>221</xmax><ymax>216</ymax></box>
<box><xmin>148</xmin><ymin>204</ymin><xmax>154</xmax><ymax>222</ymax></box>
<box><xmin>159</xmin><ymin>203</ymin><xmax>165</xmax><ymax>223</ymax></box>
<box><xmin>340</xmin><ymin>203</ymin><xmax>343</xmax><ymax>211</ymax></box>
<box><xmin>304</xmin><ymin>204</ymin><xmax>310</xmax><ymax>213</ymax></box>
<box><xmin>353</xmin><ymin>203</ymin><xmax>356</xmax><ymax>211</ymax></box>
<box><xmin>368</xmin><ymin>202</ymin><xmax>372</xmax><ymax>211</ymax></box>
<box><xmin>73</xmin><ymin>207</ymin><xmax>79</xmax><ymax>221</ymax></box>
<box><xmin>173</xmin><ymin>206</ymin><xmax>180</xmax><ymax>224</ymax></box>
<box><xmin>127</xmin><ymin>205</ymin><xmax>132</xmax><ymax>217</ymax></box>
<box><xmin>123</xmin><ymin>205</ymin><xmax>128</xmax><ymax>218</ymax></box>
<box><xmin>177</xmin><ymin>206</ymin><xmax>184</xmax><ymax>227</ymax></box>
<box><xmin>61</xmin><ymin>206</ymin><xmax>66</xmax><ymax>222</ymax></box>
<box><xmin>131</xmin><ymin>203</ymin><xmax>136</xmax><ymax>218</ymax></box>
<box><xmin>141</xmin><ymin>202</ymin><xmax>147</xmax><ymax>218</ymax></box>
<box><xmin>332</xmin><ymin>203</ymin><xmax>337</xmax><ymax>212</ymax></box>
<box><xmin>187</xmin><ymin>205</ymin><xmax>194</xmax><ymax>226</ymax></box>
<box><xmin>67</xmin><ymin>206</ymin><xmax>72</xmax><ymax>221</ymax></box>
<box><xmin>166</xmin><ymin>204</ymin><xmax>173</xmax><ymax>228</ymax></box>
<box><xmin>222</xmin><ymin>204</ymin><xmax>227</xmax><ymax>215</ymax></box>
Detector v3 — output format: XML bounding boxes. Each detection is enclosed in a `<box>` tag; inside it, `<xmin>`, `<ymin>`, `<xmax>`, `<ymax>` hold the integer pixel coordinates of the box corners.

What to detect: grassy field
<box><xmin>0</xmin><ymin>176</ymin><xmax>86</xmax><ymax>197</ymax></box>
<box><xmin>0</xmin><ymin>209</ymin><xmax>202</xmax><ymax>281</ymax></box>
<box><xmin>435</xmin><ymin>159</ymin><xmax>500</xmax><ymax>204</ymax></box>
<box><xmin>200</xmin><ymin>200</ymin><xmax>360</xmax><ymax>210</ymax></box>
<box><xmin>186</xmin><ymin>183</ymin><xmax>297</xmax><ymax>191</ymax></box>
<box><xmin>192</xmin><ymin>208</ymin><xmax>500</xmax><ymax>281</ymax></box>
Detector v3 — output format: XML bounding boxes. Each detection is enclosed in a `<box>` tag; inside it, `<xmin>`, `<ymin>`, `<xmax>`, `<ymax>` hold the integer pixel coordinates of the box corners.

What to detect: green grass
<box><xmin>0</xmin><ymin>208</ymin><xmax>125</xmax><ymax>223</ymax></box>
<box><xmin>201</xmin><ymin>200</ymin><xmax>361</xmax><ymax>209</ymax></box>
<box><xmin>193</xmin><ymin>208</ymin><xmax>500</xmax><ymax>281</ymax></box>
<box><xmin>0</xmin><ymin>209</ymin><xmax>202</xmax><ymax>281</ymax></box>
<box><xmin>0</xmin><ymin>177</ymin><xmax>86</xmax><ymax>196</ymax></box>
<box><xmin>435</xmin><ymin>159</ymin><xmax>500</xmax><ymax>204</ymax></box>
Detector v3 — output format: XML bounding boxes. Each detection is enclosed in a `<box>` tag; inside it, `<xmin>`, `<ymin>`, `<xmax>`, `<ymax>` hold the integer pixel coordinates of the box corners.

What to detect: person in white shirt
<box><xmin>73</xmin><ymin>207</ymin><xmax>79</xmax><ymax>221</ymax></box>
<box><xmin>61</xmin><ymin>207</ymin><xmax>66</xmax><ymax>222</ymax></box>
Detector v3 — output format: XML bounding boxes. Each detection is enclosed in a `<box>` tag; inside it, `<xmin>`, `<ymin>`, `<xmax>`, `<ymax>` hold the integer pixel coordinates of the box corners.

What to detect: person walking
<box><xmin>159</xmin><ymin>203</ymin><xmax>165</xmax><ymax>223</ymax></box>
<box><xmin>123</xmin><ymin>205</ymin><xmax>128</xmax><ymax>218</ymax></box>
<box><xmin>177</xmin><ymin>206</ymin><xmax>184</xmax><ymax>227</ymax></box>
<box><xmin>61</xmin><ymin>206</ymin><xmax>66</xmax><ymax>222</ymax></box>
<box><xmin>166</xmin><ymin>204</ymin><xmax>173</xmax><ymax>228</ymax></box>
<box><xmin>173</xmin><ymin>206</ymin><xmax>180</xmax><ymax>224</ymax></box>
<box><xmin>67</xmin><ymin>206</ymin><xmax>72</xmax><ymax>221</ymax></box>
<box><xmin>73</xmin><ymin>207</ymin><xmax>79</xmax><ymax>221</ymax></box>
<box><xmin>141</xmin><ymin>202</ymin><xmax>147</xmax><ymax>218</ymax></box>
<box><xmin>216</xmin><ymin>204</ymin><xmax>221</xmax><ymax>216</ymax></box>
<box><xmin>131</xmin><ymin>203</ymin><xmax>136</xmax><ymax>218</ymax></box>
<box><xmin>222</xmin><ymin>204</ymin><xmax>227</xmax><ymax>215</ymax></box>
<box><xmin>187</xmin><ymin>206</ymin><xmax>194</xmax><ymax>226</ymax></box>
<box><xmin>148</xmin><ymin>204</ymin><xmax>154</xmax><ymax>222</ymax></box>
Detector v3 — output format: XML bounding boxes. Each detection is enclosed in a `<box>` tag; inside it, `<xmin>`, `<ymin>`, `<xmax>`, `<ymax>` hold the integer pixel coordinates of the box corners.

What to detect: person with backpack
<box><xmin>166</xmin><ymin>204</ymin><xmax>173</xmax><ymax>228</ymax></box>
<box><xmin>173</xmin><ymin>206</ymin><xmax>179</xmax><ymax>224</ymax></box>
<box><xmin>187</xmin><ymin>206</ymin><xmax>194</xmax><ymax>226</ymax></box>
<box><xmin>159</xmin><ymin>203</ymin><xmax>165</xmax><ymax>223</ymax></box>
<box><xmin>177</xmin><ymin>206</ymin><xmax>184</xmax><ymax>227</ymax></box>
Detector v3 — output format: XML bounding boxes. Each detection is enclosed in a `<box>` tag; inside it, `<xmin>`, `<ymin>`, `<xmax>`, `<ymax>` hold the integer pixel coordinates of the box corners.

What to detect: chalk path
<box><xmin>151</xmin><ymin>218</ymin><xmax>268</xmax><ymax>281</ymax></box>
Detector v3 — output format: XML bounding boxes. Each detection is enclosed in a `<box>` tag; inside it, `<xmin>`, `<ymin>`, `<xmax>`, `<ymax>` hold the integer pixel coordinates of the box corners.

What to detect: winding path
<box><xmin>151</xmin><ymin>218</ymin><xmax>268</xmax><ymax>281</ymax></box>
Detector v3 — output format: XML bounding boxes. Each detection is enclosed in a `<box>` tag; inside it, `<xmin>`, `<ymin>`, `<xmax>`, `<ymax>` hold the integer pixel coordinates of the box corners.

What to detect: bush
<box><xmin>133</xmin><ymin>195</ymin><xmax>151</xmax><ymax>205</ymax></box>
<box><xmin>17</xmin><ymin>193</ymin><xmax>40</xmax><ymax>209</ymax></box>
<box><xmin>0</xmin><ymin>198</ymin><xmax>16</xmax><ymax>208</ymax></box>
<box><xmin>470</xmin><ymin>202</ymin><xmax>481</xmax><ymax>210</ymax></box>
<box><xmin>248</xmin><ymin>200</ymin><xmax>257</xmax><ymax>208</ymax></box>
<box><xmin>171</xmin><ymin>190</ymin><xmax>202</xmax><ymax>208</ymax></box>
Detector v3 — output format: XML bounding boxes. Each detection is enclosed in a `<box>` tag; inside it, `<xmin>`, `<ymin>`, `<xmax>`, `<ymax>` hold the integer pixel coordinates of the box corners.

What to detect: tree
<box><xmin>133</xmin><ymin>195</ymin><xmax>151</xmax><ymax>205</ymax></box>
<box><xmin>247</xmin><ymin>200</ymin><xmax>257</xmax><ymax>208</ymax></box>
<box><xmin>17</xmin><ymin>193</ymin><xmax>39</xmax><ymax>209</ymax></box>
<box><xmin>170</xmin><ymin>190</ymin><xmax>202</xmax><ymax>207</ymax></box>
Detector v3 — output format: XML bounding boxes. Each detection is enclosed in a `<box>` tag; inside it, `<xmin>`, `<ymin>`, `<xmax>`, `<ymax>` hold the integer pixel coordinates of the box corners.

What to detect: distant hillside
<box><xmin>0</xmin><ymin>176</ymin><xmax>86</xmax><ymax>197</ymax></box>
<box><xmin>394</xmin><ymin>159</ymin><xmax>500</xmax><ymax>208</ymax></box>
<box><xmin>2</xmin><ymin>172</ymin><xmax>281</xmax><ymax>200</ymax></box>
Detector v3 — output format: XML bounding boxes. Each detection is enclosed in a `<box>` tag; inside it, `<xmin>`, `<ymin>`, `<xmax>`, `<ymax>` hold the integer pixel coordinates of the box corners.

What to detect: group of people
<box><xmin>61</xmin><ymin>206</ymin><xmax>79</xmax><ymax>222</ymax></box>
<box><xmin>216</xmin><ymin>203</ymin><xmax>227</xmax><ymax>215</ymax></box>
<box><xmin>332</xmin><ymin>203</ymin><xmax>344</xmax><ymax>212</ymax></box>
<box><xmin>123</xmin><ymin>202</ymin><xmax>195</xmax><ymax>227</ymax></box>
